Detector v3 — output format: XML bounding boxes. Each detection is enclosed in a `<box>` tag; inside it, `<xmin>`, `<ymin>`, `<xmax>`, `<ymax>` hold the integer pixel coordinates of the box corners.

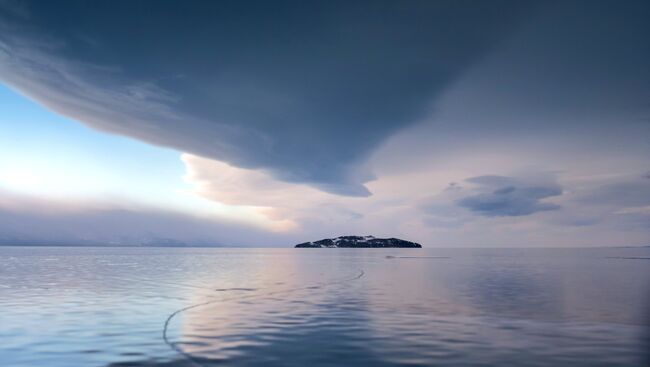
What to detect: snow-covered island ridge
<box><xmin>295</xmin><ymin>236</ymin><xmax>421</xmax><ymax>248</ymax></box>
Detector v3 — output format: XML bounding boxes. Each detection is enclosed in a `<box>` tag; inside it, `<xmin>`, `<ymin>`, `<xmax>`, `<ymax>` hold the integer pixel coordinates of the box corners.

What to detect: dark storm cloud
<box><xmin>457</xmin><ymin>175</ymin><xmax>562</xmax><ymax>217</ymax></box>
<box><xmin>0</xmin><ymin>0</ymin><xmax>534</xmax><ymax>196</ymax></box>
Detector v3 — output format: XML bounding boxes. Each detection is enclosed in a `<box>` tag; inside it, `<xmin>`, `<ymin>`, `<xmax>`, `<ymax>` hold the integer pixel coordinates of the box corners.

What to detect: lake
<box><xmin>1</xmin><ymin>246</ymin><xmax>648</xmax><ymax>367</ymax></box>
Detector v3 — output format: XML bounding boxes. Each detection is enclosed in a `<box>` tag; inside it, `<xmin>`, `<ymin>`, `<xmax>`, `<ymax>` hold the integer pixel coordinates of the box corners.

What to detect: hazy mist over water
<box><xmin>1</xmin><ymin>246</ymin><xmax>648</xmax><ymax>367</ymax></box>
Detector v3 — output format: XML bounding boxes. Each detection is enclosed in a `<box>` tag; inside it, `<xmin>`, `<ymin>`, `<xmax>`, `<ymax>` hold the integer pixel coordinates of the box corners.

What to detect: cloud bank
<box><xmin>0</xmin><ymin>189</ymin><xmax>273</xmax><ymax>246</ymax></box>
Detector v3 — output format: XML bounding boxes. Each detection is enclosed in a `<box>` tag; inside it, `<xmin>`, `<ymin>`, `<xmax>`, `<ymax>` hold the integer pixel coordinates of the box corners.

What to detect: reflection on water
<box><xmin>1</xmin><ymin>247</ymin><xmax>649</xmax><ymax>366</ymax></box>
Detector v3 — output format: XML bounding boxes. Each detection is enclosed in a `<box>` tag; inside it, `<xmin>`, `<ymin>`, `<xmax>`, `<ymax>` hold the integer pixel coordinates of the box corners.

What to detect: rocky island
<box><xmin>295</xmin><ymin>236</ymin><xmax>421</xmax><ymax>248</ymax></box>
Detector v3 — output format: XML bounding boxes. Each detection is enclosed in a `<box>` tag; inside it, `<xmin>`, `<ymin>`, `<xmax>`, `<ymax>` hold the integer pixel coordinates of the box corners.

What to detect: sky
<box><xmin>0</xmin><ymin>0</ymin><xmax>648</xmax><ymax>247</ymax></box>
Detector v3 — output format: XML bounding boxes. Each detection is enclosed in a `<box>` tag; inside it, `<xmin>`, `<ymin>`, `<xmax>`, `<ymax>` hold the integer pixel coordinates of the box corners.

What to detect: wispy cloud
<box><xmin>457</xmin><ymin>175</ymin><xmax>562</xmax><ymax>217</ymax></box>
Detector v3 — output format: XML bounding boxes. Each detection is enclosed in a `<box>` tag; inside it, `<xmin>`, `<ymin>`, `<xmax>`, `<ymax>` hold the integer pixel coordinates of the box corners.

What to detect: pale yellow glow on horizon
<box><xmin>0</xmin><ymin>153</ymin><xmax>297</xmax><ymax>234</ymax></box>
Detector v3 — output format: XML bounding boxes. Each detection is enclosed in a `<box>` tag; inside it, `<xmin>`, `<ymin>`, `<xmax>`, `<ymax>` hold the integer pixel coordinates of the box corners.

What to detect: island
<box><xmin>295</xmin><ymin>235</ymin><xmax>421</xmax><ymax>248</ymax></box>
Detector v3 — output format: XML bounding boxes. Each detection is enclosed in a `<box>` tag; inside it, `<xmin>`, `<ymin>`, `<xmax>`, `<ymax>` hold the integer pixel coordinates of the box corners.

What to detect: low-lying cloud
<box><xmin>0</xmin><ymin>189</ymin><xmax>273</xmax><ymax>246</ymax></box>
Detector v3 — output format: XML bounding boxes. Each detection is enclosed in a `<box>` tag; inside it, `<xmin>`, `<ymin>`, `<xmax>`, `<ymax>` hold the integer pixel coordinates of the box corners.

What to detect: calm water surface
<box><xmin>1</xmin><ymin>247</ymin><xmax>649</xmax><ymax>367</ymax></box>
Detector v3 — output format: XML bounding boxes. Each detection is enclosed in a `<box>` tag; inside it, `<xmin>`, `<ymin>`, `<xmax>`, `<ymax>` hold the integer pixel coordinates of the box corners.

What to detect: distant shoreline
<box><xmin>1</xmin><ymin>244</ymin><xmax>649</xmax><ymax>249</ymax></box>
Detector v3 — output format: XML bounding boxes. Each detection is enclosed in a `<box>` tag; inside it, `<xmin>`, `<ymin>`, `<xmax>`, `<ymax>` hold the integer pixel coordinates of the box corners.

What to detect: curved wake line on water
<box><xmin>386</xmin><ymin>256</ymin><xmax>450</xmax><ymax>259</ymax></box>
<box><xmin>106</xmin><ymin>275</ymin><xmax>221</xmax><ymax>291</ymax></box>
<box><xmin>214</xmin><ymin>287</ymin><xmax>257</xmax><ymax>292</ymax></box>
<box><xmin>162</xmin><ymin>269</ymin><xmax>365</xmax><ymax>367</ymax></box>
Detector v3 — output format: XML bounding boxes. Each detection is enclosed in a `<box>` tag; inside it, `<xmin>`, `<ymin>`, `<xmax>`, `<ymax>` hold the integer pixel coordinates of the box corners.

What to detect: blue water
<box><xmin>1</xmin><ymin>247</ymin><xmax>648</xmax><ymax>366</ymax></box>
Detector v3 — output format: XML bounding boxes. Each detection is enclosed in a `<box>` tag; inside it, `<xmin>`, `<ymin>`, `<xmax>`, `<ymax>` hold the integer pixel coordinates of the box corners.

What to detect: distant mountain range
<box><xmin>295</xmin><ymin>236</ymin><xmax>421</xmax><ymax>248</ymax></box>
